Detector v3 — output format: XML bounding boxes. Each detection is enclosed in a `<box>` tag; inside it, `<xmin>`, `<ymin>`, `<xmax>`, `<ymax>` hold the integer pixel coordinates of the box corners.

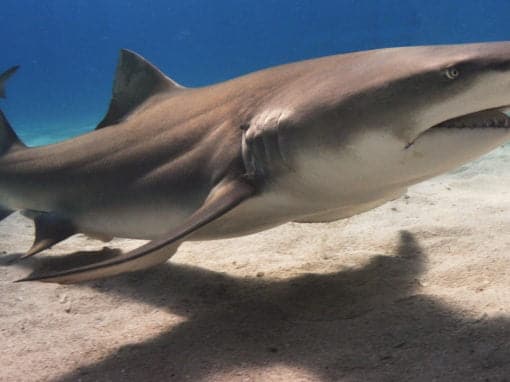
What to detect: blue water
<box><xmin>2</xmin><ymin>0</ymin><xmax>510</xmax><ymax>145</ymax></box>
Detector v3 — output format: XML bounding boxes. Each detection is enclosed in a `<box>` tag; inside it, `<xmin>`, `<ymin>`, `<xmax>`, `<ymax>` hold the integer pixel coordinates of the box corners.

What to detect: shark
<box><xmin>1</xmin><ymin>42</ymin><xmax>510</xmax><ymax>283</ymax></box>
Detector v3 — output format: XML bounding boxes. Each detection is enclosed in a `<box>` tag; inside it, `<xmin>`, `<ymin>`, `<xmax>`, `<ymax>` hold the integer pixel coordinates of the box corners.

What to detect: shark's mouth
<box><xmin>407</xmin><ymin>107</ymin><xmax>510</xmax><ymax>149</ymax></box>
<box><xmin>430</xmin><ymin>107</ymin><xmax>510</xmax><ymax>130</ymax></box>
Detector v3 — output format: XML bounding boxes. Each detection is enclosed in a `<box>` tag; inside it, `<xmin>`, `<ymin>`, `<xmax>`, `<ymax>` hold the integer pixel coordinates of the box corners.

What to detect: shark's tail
<box><xmin>0</xmin><ymin>67</ymin><xmax>77</xmax><ymax>259</ymax></box>
<box><xmin>0</xmin><ymin>65</ymin><xmax>26</xmax><ymax>222</ymax></box>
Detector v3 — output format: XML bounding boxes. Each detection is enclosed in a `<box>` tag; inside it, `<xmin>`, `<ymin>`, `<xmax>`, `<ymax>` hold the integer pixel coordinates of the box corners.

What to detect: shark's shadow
<box><xmin>20</xmin><ymin>232</ymin><xmax>510</xmax><ymax>381</ymax></box>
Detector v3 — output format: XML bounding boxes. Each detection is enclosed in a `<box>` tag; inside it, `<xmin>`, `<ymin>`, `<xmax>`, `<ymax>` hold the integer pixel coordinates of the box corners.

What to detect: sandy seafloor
<box><xmin>1</xmin><ymin>144</ymin><xmax>510</xmax><ymax>382</ymax></box>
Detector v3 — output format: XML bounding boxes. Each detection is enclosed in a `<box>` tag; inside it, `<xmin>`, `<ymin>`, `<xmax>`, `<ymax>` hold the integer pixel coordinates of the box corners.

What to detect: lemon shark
<box><xmin>1</xmin><ymin>42</ymin><xmax>510</xmax><ymax>283</ymax></box>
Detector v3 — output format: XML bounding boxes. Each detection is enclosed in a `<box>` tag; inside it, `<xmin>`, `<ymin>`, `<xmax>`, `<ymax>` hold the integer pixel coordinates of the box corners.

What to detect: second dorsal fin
<box><xmin>18</xmin><ymin>212</ymin><xmax>76</xmax><ymax>260</ymax></box>
<box><xmin>96</xmin><ymin>49</ymin><xmax>185</xmax><ymax>129</ymax></box>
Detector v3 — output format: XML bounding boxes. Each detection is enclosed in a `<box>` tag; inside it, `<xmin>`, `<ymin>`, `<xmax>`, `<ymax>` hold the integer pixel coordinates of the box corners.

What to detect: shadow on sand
<box><xmin>17</xmin><ymin>231</ymin><xmax>510</xmax><ymax>381</ymax></box>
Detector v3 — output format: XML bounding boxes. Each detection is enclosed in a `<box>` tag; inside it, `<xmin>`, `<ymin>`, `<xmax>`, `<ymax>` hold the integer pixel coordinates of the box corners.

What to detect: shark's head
<box><xmin>376</xmin><ymin>42</ymin><xmax>510</xmax><ymax>153</ymax></box>
<box><xmin>287</xmin><ymin>42</ymin><xmax>510</xmax><ymax>201</ymax></box>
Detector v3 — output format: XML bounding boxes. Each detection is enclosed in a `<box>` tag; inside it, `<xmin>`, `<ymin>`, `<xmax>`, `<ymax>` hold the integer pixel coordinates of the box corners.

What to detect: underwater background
<box><xmin>1</xmin><ymin>0</ymin><xmax>510</xmax><ymax>145</ymax></box>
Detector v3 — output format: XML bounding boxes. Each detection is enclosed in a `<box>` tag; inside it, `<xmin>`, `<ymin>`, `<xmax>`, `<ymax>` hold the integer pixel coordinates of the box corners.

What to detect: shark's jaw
<box><xmin>407</xmin><ymin>107</ymin><xmax>510</xmax><ymax>149</ymax></box>
<box><xmin>383</xmin><ymin>104</ymin><xmax>510</xmax><ymax>191</ymax></box>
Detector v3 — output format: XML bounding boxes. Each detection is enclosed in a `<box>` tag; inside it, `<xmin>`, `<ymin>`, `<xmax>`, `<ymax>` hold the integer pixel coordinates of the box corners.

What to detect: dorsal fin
<box><xmin>96</xmin><ymin>49</ymin><xmax>185</xmax><ymax>129</ymax></box>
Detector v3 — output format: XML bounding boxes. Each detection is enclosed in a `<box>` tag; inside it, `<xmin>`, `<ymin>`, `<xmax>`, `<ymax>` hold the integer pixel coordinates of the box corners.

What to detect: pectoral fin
<box><xmin>18</xmin><ymin>178</ymin><xmax>255</xmax><ymax>283</ymax></box>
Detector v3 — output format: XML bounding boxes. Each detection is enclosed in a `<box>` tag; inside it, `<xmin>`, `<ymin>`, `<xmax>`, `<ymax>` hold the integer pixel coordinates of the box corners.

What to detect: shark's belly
<box><xmin>72</xmin><ymin>196</ymin><xmax>287</xmax><ymax>240</ymax></box>
<box><xmin>190</xmin><ymin>187</ymin><xmax>408</xmax><ymax>240</ymax></box>
<box><xmin>70</xmin><ymin>170</ymin><xmax>406</xmax><ymax>241</ymax></box>
<box><xmin>73</xmin><ymin>201</ymin><xmax>193</xmax><ymax>240</ymax></box>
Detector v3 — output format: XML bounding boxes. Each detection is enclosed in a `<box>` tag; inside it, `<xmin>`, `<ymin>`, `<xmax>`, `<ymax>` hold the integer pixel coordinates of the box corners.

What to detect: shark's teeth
<box><xmin>432</xmin><ymin>108</ymin><xmax>510</xmax><ymax>130</ymax></box>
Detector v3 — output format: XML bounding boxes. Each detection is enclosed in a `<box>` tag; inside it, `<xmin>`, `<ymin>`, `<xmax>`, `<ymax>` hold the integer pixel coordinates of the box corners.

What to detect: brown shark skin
<box><xmin>3</xmin><ymin>42</ymin><xmax>510</xmax><ymax>282</ymax></box>
<box><xmin>0</xmin><ymin>51</ymin><xmax>336</xmax><ymax>240</ymax></box>
<box><xmin>3</xmin><ymin>42</ymin><xmax>510</xmax><ymax>240</ymax></box>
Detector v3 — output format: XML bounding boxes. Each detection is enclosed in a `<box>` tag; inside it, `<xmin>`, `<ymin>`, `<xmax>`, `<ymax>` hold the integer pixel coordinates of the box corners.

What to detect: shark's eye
<box><xmin>444</xmin><ymin>67</ymin><xmax>460</xmax><ymax>80</ymax></box>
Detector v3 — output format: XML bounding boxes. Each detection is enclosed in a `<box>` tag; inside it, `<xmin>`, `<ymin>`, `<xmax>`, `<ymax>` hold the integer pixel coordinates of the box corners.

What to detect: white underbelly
<box><xmin>74</xmin><ymin>203</ymin><xmax>192</xmax><ymax>240</ymax></box>
<box><xmin>71</xmin><ymin>153</ymin><xmax>407</xmax><ymax>241</ymax></box>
